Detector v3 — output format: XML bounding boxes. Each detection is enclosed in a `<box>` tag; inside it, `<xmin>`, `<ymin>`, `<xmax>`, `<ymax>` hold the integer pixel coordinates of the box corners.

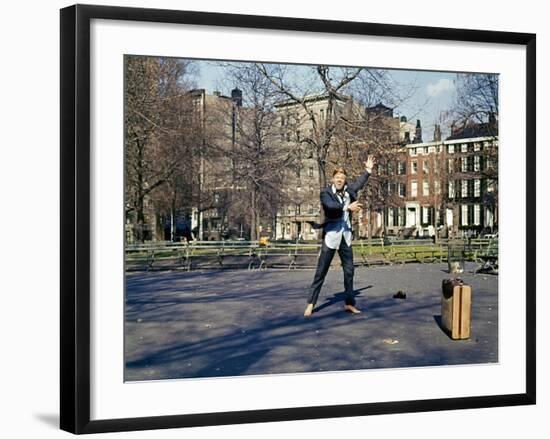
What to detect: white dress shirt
<box><xmin>324</xmin><ymin>184</ymin><xmax>352</xmax><ymax>249</ymax></box>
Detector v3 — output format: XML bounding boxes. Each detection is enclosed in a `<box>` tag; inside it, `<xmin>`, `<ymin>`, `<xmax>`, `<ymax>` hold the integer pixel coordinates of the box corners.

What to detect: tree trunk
<box><xmin>250</xmin><ymin>188</ymin><xmax>258</xmax><ymax>241</ymax></box>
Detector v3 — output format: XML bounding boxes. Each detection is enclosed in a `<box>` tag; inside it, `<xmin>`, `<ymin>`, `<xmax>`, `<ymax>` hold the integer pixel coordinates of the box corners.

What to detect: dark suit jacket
<box><xmin>319</xmin><ymin>170</ymin><xmax>371</xmax><ymax>230</ymax></box>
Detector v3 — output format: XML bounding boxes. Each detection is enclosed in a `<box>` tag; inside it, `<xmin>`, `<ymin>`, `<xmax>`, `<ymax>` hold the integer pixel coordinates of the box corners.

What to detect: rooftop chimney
<box><xmin>413</xmin><ymin>119</ymin><xmax>423</xmax><ymax>144</ymax></box>
<box><xmin>433</xmin><ymin>124</ymin><xmax>441</xmax><ymax>142</ymax></box>
<box><xmin>231</xmin><ymin>88</ymin><xmax>243</xmax><ymax>107</ymax></box>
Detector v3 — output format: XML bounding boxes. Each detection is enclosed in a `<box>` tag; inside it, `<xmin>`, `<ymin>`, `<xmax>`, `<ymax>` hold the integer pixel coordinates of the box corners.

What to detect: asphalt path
<box><xmin>124</xmin><ymin>262</ymin><xmax>498</xmax><ymax>381</ymax></box>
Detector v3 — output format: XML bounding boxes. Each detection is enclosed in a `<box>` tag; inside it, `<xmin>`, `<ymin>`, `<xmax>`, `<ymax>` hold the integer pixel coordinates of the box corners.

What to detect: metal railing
<box><xmin>125</xmin><ymin>238</ymin><xmax>498</xmax><ymax>272</ymax></box>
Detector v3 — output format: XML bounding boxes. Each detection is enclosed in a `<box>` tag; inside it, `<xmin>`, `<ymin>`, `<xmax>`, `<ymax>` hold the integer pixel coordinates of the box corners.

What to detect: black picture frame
<box><xmin>60</xmin><ymin>4</ymin><xmax>536</xmax><ymax>434</ymax></box>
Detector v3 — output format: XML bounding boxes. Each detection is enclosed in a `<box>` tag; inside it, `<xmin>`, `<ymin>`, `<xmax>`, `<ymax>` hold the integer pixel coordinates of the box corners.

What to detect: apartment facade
<box><xmin>379</xmin><ymin>135</ymin><xmax>498</xmax><ymax>238</ymax></box>
<box><xmin>273</xmin><ymin>94</ymin><xmax>351</xmax><ymax>240</ymax></box>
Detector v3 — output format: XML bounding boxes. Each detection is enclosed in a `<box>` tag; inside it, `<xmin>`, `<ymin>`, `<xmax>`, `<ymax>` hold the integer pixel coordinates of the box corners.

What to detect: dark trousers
<box><xmin>307</xmin><ymin>238</ymin><xmax>355</xmax><ymax>306</ymax></box>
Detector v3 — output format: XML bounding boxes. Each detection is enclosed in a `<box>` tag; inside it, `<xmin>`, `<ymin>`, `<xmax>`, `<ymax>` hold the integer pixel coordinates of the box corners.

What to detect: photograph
<box><xmin>123</xmin><ymin>56</ymin><xmax>500</xmax><ymax>381</ymax></box>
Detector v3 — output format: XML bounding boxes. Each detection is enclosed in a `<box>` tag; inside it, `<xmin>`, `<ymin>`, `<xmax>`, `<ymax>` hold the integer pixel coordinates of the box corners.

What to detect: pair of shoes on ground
<box><xmin>303</xmin><ymin>303</ymin><xmax>361</xmax><ymax>317</ymax></box>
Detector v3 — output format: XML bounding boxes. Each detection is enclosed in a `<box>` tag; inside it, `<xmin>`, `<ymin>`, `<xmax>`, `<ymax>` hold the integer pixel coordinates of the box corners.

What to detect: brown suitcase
<box><xmin>441</xmin><ymin>278</ymin><xmax>472</xmax><ymax>339</ymax></box>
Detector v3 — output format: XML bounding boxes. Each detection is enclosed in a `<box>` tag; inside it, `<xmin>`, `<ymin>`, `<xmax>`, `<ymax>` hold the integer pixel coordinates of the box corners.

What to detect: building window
<box><xmin>474</xmin><ymin>155</ymin><xmax>480</xmax><ymax>171</ymax></box>
<box><xmin>448</xmin><ymin>158</ymin><xmax>454</xmax><ymax>173</ymax></box>
<box><xmin>461</xmin><ymin>205</ymin><xmax>469</xmax><ymax>226</ymax></box>
<box><xmin>423</xmin><ymin>181</ymin><xmax>429</xmax><ymax>196</ymax></box>
<box><xmin>287</xmin><ymin>205</ymin><xmax>292</xmax><ymax>215</ymax></box>
<box><xmin>308</xmin><ymin>167</ymin><xmax>314</xmax><ymax>177</ymax></box>
<box><xmin>448</xmin><ymin>144</ymin><xmax>455</xmax><ymax>154</ymax></box>
<box><xmin>448</xmin><ymin>180</ymin><xmax>455</xmax><ymax>198</ymax></box>
<box><xmin>399</xmin><ymin>182</ymin><xmax>405</xmax><ymax>197</ymax></box>
<box><xmin>398</xmin><ymin>207</ymin><xmax>406</xmax><ymax>226</ymax></box>
<box><xmin>474</xmin><ymin>179</ymin><xmax>481</xmax><ymax>197</ymax></box>
<box><xmin>424</xmin><ymin>147</ymin><xmax>429</xmax><ymax>155</ymax></box>
<box><xmin>435</xmin><ymin>180</ymin><xmax>441</xmax><ymax>195</ymax></box>
<box><xmin>411</xmin><ymin>181</ymin><xmax>418</xmax><ymax>197</ymax></box>
<box><xmin>423</xmin><ymin>160</ymin><xmax>429</xmax><ymax>173</ymax></box>
<box><xmin>286</xmin><ymin>223</ymin><xmax>291</xmax><ymax>234</ymax></box>
<box><xmin>487</xmin><ymin>179</ymin><xmax>495</xmax><ymax>193</ymax></box>
<box><xmin>320</xmin><ymin>108</ymin><xmax>325</xmax><ymax>120</ymax></box>
<box><xmin>387</xmin><ymin>208</ymin><xmax>394</xmax><ymax>226</ymax></box>
<box><xmin>398</xmin><ymin>161</ymin><xmax>406</xmax><ymax>174</ymax></box>
<box><xmin>461</xmin><ymin>157</ymin><xmax>468</xmax><ymax>172</ymax></box>
<box><xmin>422</xmin><ymin>207</ymin><xmax>430</xmax><ymax>224</ymax></box>
<box><xmin>411</xmin><ymin>160</ymin><xmax>418</xmax><ymax>174</ymax></box>
<box><xmin>461</xmin><ymin>143</ymin><xmax>468</xmax><ymax>152</ymax></box>
<box><xmin>474</xmin><ymin>142</ymin><xmax>481</xmax><ymax>151</ymax></box>
<box><xmin>296</xmin><ymin>204</ymin><xmax>301</xmax><ymax>215</ymax></box>
<box><xmin>474</xmin><ymin>204</ymin><xmax>481</xmax><ymax>225</ymax></box>
<box><xmin>387</xmin><ymin>182</ymin><xmax>392</xmax><ymax>195</ymax></box>
<box><xmin>410</xmin><ymin>148</ymin><xmax>417</xmax><ymax>157</ymax></box>
<box><xmin>308</xmin><ymin>203</ymin><xmax>314</xmax><ymax>214</ymax></box>
<box><xmin>461</xmin><ymin>180</ymin><xmax>468</xmax><ymax>198</ymax></box>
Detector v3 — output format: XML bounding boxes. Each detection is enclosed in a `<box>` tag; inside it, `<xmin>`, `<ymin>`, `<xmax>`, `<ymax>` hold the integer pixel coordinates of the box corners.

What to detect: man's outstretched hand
<box><xmin>365</xmin><ymin>155</ymin><xmax>376</xmax><ymax>173</ymax></box>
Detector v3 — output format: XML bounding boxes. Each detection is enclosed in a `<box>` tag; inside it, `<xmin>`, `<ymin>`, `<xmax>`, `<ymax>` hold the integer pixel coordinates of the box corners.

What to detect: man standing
<box><xmin>304</xmin><ymin>156</ymin><xmax>376</xmax><ymax>317</ymax></box>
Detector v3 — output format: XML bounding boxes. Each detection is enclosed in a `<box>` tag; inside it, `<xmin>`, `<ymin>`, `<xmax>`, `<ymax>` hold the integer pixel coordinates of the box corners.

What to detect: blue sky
<box><xmin>192</xmin><ymin>59</ymin><xmax>458</xmax><ymax>140</ymax></box>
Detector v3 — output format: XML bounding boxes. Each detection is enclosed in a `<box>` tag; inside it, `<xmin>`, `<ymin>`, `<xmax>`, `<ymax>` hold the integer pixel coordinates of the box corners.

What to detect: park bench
<box><xmin>125</xmin><ymin>238</ymin><xmax>463</xmax><ymax>272</ymax></box>
<box><xmin>356</xmin><ymin>239</ymin><xmax>392</xmax><ymax>266</ymax></box>
<box><xmin>216</xmin><ymin>241</ymin><xmax>262</xmax><ymax>269</ymax></box>
<box><xmin>181</xmin><ymin>241</ymin><xmax>260</xmax><ymax>270</ymax></box>
<box><xmin>255</xmin><ymin>242</ymin><xmax>320</xmax><ymax>270</ymax></box>
<box><xmin>126</xmin><ymin>241</ymin><xmax>259</xmax><ymax>271</ymax></box>
<box><xmin>389</xmin><ymin>247</ymin><xmax>444</xmax><ymax>264</ymax></box>
<box><xmin>126</xmin><ymin>242</ymin><xmax>187</xmax><ymax>271</ymax></box>
<box><xmin>471</xmin><ymin>238</ymin><xmax>499</xmax><ymax>274</ymax></box>
<box><xmin>467</xmin><ymin>238</ymin><xmax>498</xmax><ymax>263</ymax></box>
<box><xmin>287</xmin><ymin>242</ymin><xmax>321</xmax><ymax>269</ymax></box>
<box><xmin>387</xmin><ymin>240</ymin><xmax>445</xmax><ymax>264</ymax></box>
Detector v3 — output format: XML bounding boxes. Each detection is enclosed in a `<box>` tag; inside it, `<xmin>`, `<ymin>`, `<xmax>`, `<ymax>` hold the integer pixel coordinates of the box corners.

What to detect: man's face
<box><xmin>332</xmin><ymin>172</ymin><xmax>346</xmax><ymax>191</ymax></box>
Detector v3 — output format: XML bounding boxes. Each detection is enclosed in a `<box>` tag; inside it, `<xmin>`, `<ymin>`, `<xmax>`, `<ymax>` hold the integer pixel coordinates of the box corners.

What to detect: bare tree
<box><xmin>453</xmin><ymin>73</ymin><xmax>498</xmax><ymax>128</ymax></box>
<box><xmin>124</xmin><ymin>56</ymin><xmax>198</xmax><ymax>242</ymax></box>
<box><xmin>255</xmin><ymin>63</ymin><xmax>365</xmax><ymax>188</ymax></box>
<box><xmin>208</xmin><ymin>63</ymin><xmax>295</xmax><ymax>240</ymax></box>
<box><xmin>252</xmin><ymin>64</ymin><xmax>418</xmax><ymax>238</ymax></box>
<box><xmin>329</xmin><ymin>70</ymin><xmax>416</xmax><ymax>238</ymax></box>
<box><xmin>447</xmin><ymin>73</ymin><xmax>499</xmax><ymax>233</ymax></box>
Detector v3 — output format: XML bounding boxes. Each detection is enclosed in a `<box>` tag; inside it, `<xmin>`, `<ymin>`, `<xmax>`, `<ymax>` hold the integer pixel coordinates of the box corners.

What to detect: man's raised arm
<box><xmin>347</xmin><ymin>155</ymin><xmax>376</xmax><ymax>192</ymax></box>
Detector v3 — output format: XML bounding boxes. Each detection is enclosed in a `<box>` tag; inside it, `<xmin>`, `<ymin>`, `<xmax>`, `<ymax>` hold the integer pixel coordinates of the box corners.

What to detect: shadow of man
<box><xmin>313</xmin><ymin>285</ymin><xmax>373</xmax><ymax>314</ymax></box>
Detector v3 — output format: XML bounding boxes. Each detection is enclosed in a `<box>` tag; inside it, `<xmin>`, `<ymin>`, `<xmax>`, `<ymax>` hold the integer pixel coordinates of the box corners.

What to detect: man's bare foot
<box><xmin>304</xmin><ymin>303</ymin><xmax>314</xmax><ymax>317</ymax></box>
<box><xmin>344</xmin><ymin>304</ymin><xmax>362</xmax><ymax>314</ymax></box>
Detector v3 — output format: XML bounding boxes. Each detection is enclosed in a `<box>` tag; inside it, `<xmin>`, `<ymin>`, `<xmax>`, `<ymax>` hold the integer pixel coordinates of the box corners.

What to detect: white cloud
<box><xmin>426</xmin><ymin>78</ymin><xmax>454</xmax><ymax>97</ymax></box>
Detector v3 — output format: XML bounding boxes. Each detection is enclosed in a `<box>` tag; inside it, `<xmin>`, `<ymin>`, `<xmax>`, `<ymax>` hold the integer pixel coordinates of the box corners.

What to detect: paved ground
<box><xmin>124</xmin><ymin>262</ymin><xmax>498</xmax><ymax>381</ymax></box>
